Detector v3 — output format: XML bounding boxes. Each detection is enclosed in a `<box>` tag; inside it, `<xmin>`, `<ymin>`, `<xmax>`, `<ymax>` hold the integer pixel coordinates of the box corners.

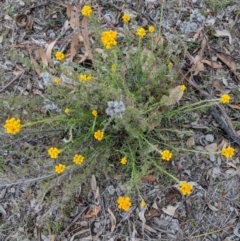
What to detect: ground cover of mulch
<box><xmin>0</xmin><ymin>0</ymin><xmax>240</xmax><ymax>240</ymax></box>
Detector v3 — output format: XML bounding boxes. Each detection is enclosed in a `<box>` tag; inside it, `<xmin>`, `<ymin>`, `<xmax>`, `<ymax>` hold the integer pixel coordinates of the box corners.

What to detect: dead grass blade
<box><xmin>107</xmin><ymin>208</ymin><xmax>116</xmax><ymax>233</ymax></box>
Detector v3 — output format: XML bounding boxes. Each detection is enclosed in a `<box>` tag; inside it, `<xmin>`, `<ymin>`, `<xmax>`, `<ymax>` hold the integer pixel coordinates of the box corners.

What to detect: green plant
<box><xmin>2</xmin><ymin>3</ymin><xmax>228</xmax><ymax>234</ymax></box>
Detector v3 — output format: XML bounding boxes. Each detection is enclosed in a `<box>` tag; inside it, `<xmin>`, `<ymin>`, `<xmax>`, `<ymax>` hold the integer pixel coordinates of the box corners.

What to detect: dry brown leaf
<box><xmin>81</xmin><ymin>17</ymin><xmax>94</xmax><ymax>63</ymax></box>
<box><xmin>216</xmin><ymin>53</ymin><xmax>236</xmax><ymax>74</ymax></box>
<box><xmin>90</xmin><ymin>174</ymin><xmax>99</xmax><ymax>200</ymax></box>
<box><xmin>186</xmin><ymin>136</ymin><xmax>195</xmax><ymax>148</ymax></box>
<box><xmin>192</xmin><ymin>55</ymin><xmax>204</xmax><ymax>75</ymax></box>
<box><xmin>207</xmin><ymin>203</ymin><xmax>219</xmax><ymax>212</ymax></box>
<box><xmin>95</xmin><ymin>48</ymin><xmax>107</xmax><ymax>61</ymax></box>
<box><xmin>70</xmin><ymin>10</ymin><xmax>79</xmax><ymax>29</ymax></box>
<box><xmin>161</xmin><ymin>85</ymin><xmax>184</xmax><ymax>106</ymax></box>
<box><xmin>229</xmin><ymin>104</ymin><xmax>240</xmax><ymax>110</ymax></box>
<box><xmin>107</xmin><ymin>208</ymin><xmax>116</xmax><ymax>233</ymax></box>
<box><xmin>201</xmin><ymin>59</ymin><xmax>222</xmax><ymax>69</ymax></box>
<box><xmin>38</xmin><ymin>46</ymin><xmax>48</xmax><ymax>67</ymax></box>
<box><xmin>162</xmin><ymin>205</ymin><xmax>178</xmax><ymax>217</ymax></box>
<box><xmin>205</xmin><ymin>143</ymin><xmax>218</xmax><ymax>152</ymax></box>
<box><xmin>199</xmin><ymin>35</ymin><xmax>207</xmax><ymax>59</ymax></box>
<box><xmin>84</xmin><ymin>205</ymin><xmax>101</xmax><ymax>218</ymax></box>
<box><xmin>146</xmin><ymin>207</ymin><xmax>160</xmax><ymax>221</ymax></box>
<box><xmin>193</xmin><ymin>27</ymin><xmax>203</xmax><ymax>41</ymax></box>
<box><xmin>28</xmin><ymin>48</ymin><xmax>41</xmax><ymax>75</ymax></box>
<box><xmin>215</xmin><ymin>30</ymin><xmax>232</xmax><ymax>45</ymax></box>
<box><xmin>46</xmin><ymin>40</ymin><xmax>57</xmax><ymax>67</ymax></box>
<box><xmin>16</xmin><ymin>14</ymin><xmax>34</xmax><ymax>29</ymax></box>
<box><xmin>66</xmin><ymin>4</ymin><xmax>73</xmax><ymax>19</ymax></box>
<box><xmin>141</xmin><ymin>175</ymin><xmax>156</xmax><ymax>183</ymax></box>
<box><xmin>70</xmin><ymin>31</ymin><xmax>79</xmax><ymax>60</ymax></box>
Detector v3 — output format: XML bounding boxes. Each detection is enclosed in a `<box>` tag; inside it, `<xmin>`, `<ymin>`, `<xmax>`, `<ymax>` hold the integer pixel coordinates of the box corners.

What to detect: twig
<box><xmin>189</xmin><ymin>224</ymin><xmax>235</xmax><ymax>239</ymax></box>
<box><xmin>0</xmin><ymin>71</ymin><xmax>25</xmax><ymax>93</ymax></box>
<box><xmin>58</xmin><ymin>206</ymin><xmax>88</xmax><ymax>239</ymax></box>
<box><xmin>0</xmin><ymin>173</ymin><xmax>55</xmax><ymax>188</ymax></box>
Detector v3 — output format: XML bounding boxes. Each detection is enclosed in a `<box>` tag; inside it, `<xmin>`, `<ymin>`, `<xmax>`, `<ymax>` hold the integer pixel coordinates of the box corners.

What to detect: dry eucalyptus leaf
<box><xmin>84</xmin><ymin>206</ymin><xmax>101</xmax><ymax>218</ymax></box>
<box><xmin>186</xmin><ymin>136</ymin><xmax>195</xmax><ymax>148</ymax></box>
<box><xmin>107</xmin><ymin>208</ymin><xmax>116</xmax><ymax>233</ymax></box>
<box><xmin>207</xmin><ymin>203</ymin><xmax>218</xmax><ymax>212</ymax></box>
<box><xmin>162</xmin><ymin>205</ymin><xmax>178</xmax><ymax>217</ymax></box>
<box><xmin>205</xmin><ymin>143</ymin><xmax>218</xmax><ymax>152</ymax></box>
<box><xmin>192</xmin><ymin>55</ymin><xmax>204</xmax><ymax>75</ymax></box>
<box><xmin>215</xmin><ymin>30</ymin><xmax>232</xmax><ymax>45</ymax></box>
<box><xmin>161</xmin><ymin>86</ymin><xmax>184</xmax><ymax>106</ymax></box>
<box><xmin>201</xmin><ymin>59</ymin><xmax>222</xmax><ymax>69</ymax></box>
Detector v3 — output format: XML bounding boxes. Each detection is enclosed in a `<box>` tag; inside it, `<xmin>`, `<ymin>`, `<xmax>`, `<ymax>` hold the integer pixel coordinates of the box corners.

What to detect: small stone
<box><xmin>49</xmin><ymin>32</ymin><xmax>56</xmax><ymax>38</ymax></box>
<box><xmin>10</xmin><ymin>187</ymin><xmax>15</xmax><ymax>193</ymax></box>
<box><xmin>205</xmin><ymin>134</ymin><xmax>214</xmax><ymax>142</ymax></box>
<box><xmin>52</xmin><ymin>14</ymin><xmax>58</xmax><ymax>19</ymax></box>
<box><xmin>19</xmin><ymin>1</ymin><xmax>25</xmax><ymax>6</ymax></box>
<box><xmin>209</xmin><ymin>154</ymin><xmax>216</xmax><ymax>162</ymax></box>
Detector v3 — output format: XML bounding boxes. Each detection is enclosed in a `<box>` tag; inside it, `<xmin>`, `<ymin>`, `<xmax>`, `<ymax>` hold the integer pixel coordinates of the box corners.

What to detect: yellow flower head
<box><xmin>117</xmin><ymin>196</ymin><xmax>132</xmax><ymax>212</ymax></box>
<box><xmin>73</xmin><ymin>154</ymin><xmax>84</xmax><ymax>165</ymax></box>
<box><xmin>122</xmin><ymin>13</ymin><xmax>130</xmax><ymax>23</ymax></box>
<box><xmin>168</xmin><ymin>62</ymin><xmax>173</xmax><ymax>69</ymax></box>
<box><xmin>79</xmin><ymin>74</ymin><xmax>92</xmax><ymax>83</ymax></box>
<box><xmin>64</xmin><ymin>108</ymin><xmax>70</xmax><ymax>114</ymax></box>
<box><xmin>53</xmin><ymin>77</ymin><xmax>61</xmax><ymax>84</ymax></box>
<box><xmin>55</xmin><ymin>163</ymin><xmax>66</xmax><ymax>174</ymax></box>
<box><xmin>4</xmin><ymin>117</ymin><xmax>21</xmax><ymax>135</ymax></box>
<box><xmin>179</xmin><ymin>181</ymin><xmax>193</xmax><ymax>196</ymax></box>
<box><xmin>161</xmin><ymin>150</ymin><xmax>172</xmax><ymax>161</ymax></box>
<box><xmin>94</xmin><ymin>130</ymin><xmax>104</xmax><ymax>141</ymax></box>
<box><xmin>111</xmin><ymin>64</ymin><xmax>117</xmax><ymax>71</ymax></box>
<box><xmin>220</xmin><ymin>94</ymin><xmax>230</xmax><ymax>104</ymax></box>
<box><xmin>101</xmin><ymin>30</ymin><xmax>118</xmax><ymax>49</ymax></box>
<box><xmin>140</xmin><ymin>200</ymin><xmax>146</xmax><ymax>208</ymax></box>
<box><xmin>180</xmin><ymin>85</ymin><xmax>186</xmax><ymax>91</ymax></box>
<box><xmin>120</xmin><ymin>156</ymin><xmax>127</xmax><ymax>165</ymax></box>
<box><xmin>221</xmin><ymin>146</ymin><xmax>235</xmax><ymax>158</ymax></box>
<box><xmin>55</xmin><ymin>51</ymin><xmax>65</xmax><ymax>61</ymax></box>
<box><xmin>48</xmin><ymin>147</ymin><xmax>60</xmax><ymax>159</ymax></box>
<box><xmin>137</xmin><ymin>27</ymin><xmax>146</xmax><ymax>38</ymax></box>
<box><xmin>92</xmin><ymin>110</ymin><xmax>98</xmax><ymax>117</ymax></box>
<box><xmin>81</xmin><ymin>5</ymin><xmax>92</xmax><ymax>17</ymax></box>
<box><xmin>148</xmin><ymin>25</ymin><xmax>155</xmax><ymax>33</ymax></box>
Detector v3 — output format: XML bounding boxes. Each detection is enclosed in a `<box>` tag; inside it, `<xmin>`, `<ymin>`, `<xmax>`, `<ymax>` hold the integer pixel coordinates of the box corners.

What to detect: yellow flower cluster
<box><xmin>180</xmin><ymin>85</ymin><xmax>186</xmax><ymax>91</ymax></box>
<box><xmin>148</xmin><ymin>26</ymin><xmax>155</xmax><ymax>33</ymax></box>
<box><xmin>64</xmin><ymin>108</ymin><xmax>70</xmax><ymax>114</ymax></box>
<box><xmin>221</xmin><ymin>146</ymin><xmax>235</xmax><ymax>158</ymax></box>
<box><xmin>48</xmin><ymin>147</ymin><xmax>60</xmax><ymax>159</ymax></box>
<box><xmin>161</xmin><ymin>150</ymin><xmax>172</xmax><ymax>161</ymax></box>
<box><xmin>53</xmin><ymin>77</ymin><xmax>61</xmax><ymax>84</ymax></box>
<box><xmin>117</xmin><ymin>196</ymin><xmax>131</xmax><ymax>211</ymax></box>
<box><xmin>55</xmin><ymin>163</ymin><xmax>66</xmax><ymax>174</ymax></box>
<box><xmin>122</xmin><ymin>13</ymin><xmax>130</xmax><ymax>23</ymax></box>
<box><xmin>94</xmin><ymin>130</ymin><xmax>104</xmax><ymax>141</ymax></box>
<box><xmin>101</xmin><ymin>30</ymin><xmax>118</xmax><ymax>49</ymax></box>
<box><xmin>136</xmin><ymin>27</ymin><xmax>146</xmax><ymax>38</ymax></box>
<box><xmin>220</xmin><ymin>94</ymin><xmax>230</xmax><ymax>104</ymax></box>
<box><xmin>179</xmin><ymin>182</ymin><xmax>193</xmax><ymax>195</ymax></box>
<box><xmin>81</xmin><ymin>5</ymin><xmax>92</xmax><ymax>17</ymax></box>
<box><xmin>79</xmin><ymin>74</ymin><xmax>92</xmax><ymax>83</ymax></box>
<box><xmin>73</xmin><ymin>154</ymin><xmax>84</xmax><ymax>165</ymax></box>
<box><xmin>140</xmin><ymin>200</ymin><xmax>146</xmax><ymax>208</ymax></box>
<box><xmin>4</xmin><ymin>117</ymin><xmax>21</xmax><ymax>135</ymax></box>
<box><xmin>55</xmin><ymin>51</ymin><xmax>65</xmax><ymax>61</ymax></box>
<box><xmin>92</xmin><ymin>110</ymin><xmax>98</xmax><ymax>117</ymax></box>
<box><xmin>120</xmin><ymin>156</ymin><xmax>127</xmax><ymax>165</ymax></box>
